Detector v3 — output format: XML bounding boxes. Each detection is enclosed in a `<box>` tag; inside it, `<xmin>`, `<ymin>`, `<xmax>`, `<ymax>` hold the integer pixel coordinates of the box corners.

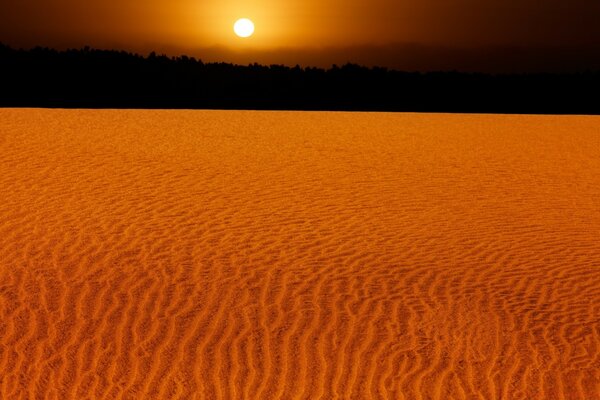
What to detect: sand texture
<box><xmin>0</xmin><ymin>109</ymin><xmax>599</xmax><ymax>399</ymax></box>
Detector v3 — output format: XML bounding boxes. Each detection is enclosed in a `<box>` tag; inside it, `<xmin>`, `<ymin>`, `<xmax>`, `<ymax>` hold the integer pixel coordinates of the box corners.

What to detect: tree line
<box><xmin>1</xmin><ymin>43</ymin><xmax>598</xmax><ymax>114</ymax></box>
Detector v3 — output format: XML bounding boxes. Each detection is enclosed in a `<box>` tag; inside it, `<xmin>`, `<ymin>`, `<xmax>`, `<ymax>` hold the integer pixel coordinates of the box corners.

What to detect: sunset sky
<box><xmin>1</xmin><ymin>0</ymin><xmax>600</xmax><ymax>72</ymax></box>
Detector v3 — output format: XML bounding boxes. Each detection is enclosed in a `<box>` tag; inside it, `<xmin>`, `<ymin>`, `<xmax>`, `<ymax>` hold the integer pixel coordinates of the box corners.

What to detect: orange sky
<box><xmin>1</xmin><ymin>0</ymin><xmax>600</xmax><ymax>71</ymax></box>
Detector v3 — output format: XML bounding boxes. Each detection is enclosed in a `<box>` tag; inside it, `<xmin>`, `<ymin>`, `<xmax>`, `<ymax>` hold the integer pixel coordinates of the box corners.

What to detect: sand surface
<box><xmin>0</xmin><ymin>109</ymin><xmax>599</xmax><ymax>399</ymax></box>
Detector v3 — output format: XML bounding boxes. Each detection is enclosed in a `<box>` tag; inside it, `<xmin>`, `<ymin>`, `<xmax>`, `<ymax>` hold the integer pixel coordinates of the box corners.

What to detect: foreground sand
<box><xmin>0</xmin><ymin>109</ymin><xmax>599</xmax><ymax>399</ymax></box>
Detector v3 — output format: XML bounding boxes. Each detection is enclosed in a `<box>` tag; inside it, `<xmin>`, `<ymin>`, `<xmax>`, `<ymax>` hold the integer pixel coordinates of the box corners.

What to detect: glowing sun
<box><xmin>234</xmin><ymin>18</ymin><xmax>255</xmax><ymax>38</ymax></box>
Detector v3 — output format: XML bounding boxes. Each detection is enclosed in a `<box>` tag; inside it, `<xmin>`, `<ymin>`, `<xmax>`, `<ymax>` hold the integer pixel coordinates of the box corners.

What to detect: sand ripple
<box><xmin>0</xmin><ymin>109</ymin><xmax>599</xmax><ymax>399</ymax></box>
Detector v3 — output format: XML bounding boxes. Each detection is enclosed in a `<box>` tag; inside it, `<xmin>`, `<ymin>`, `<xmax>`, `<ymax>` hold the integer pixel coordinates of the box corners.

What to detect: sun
<box><xmin>234</xmin><ymin>18</ymin><xmax>255</xmax><ymax>38</ymax></box>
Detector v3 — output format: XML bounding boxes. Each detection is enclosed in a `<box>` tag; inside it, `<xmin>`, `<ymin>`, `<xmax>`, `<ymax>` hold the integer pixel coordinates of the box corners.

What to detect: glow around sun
<box><xmin>234</xmin><ymin>18</ymin><xmax>255</xmax><ymax>38</ymax></box>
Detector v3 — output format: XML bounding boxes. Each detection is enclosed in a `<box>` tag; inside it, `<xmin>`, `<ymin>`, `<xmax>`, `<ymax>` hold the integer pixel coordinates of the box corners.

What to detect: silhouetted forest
<box><xmin>1</xmin><ymin>43</ymin><xmax>598</xmax><ymax>114</ymax></box>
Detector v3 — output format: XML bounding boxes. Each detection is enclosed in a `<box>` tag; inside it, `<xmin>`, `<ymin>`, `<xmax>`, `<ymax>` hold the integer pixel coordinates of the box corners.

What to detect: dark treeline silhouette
<box><xmin>1</xmin><ymin>43</ymin><xmax>599</xmax><ymax>114</ymax></box>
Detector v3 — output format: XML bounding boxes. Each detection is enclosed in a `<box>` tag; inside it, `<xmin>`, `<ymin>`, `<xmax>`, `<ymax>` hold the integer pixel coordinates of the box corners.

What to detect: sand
<box><xmin>0</xmin><ymin>109</ymin><xmax>599</xmax><ymax>399</ymax></box>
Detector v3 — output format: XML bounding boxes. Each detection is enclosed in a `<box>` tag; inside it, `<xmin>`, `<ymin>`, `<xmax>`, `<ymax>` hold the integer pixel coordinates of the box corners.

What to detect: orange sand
<box><xmin>0</xmin><ymin>109</ymin><xmax>599</xmax><ymax>399</ymax></box>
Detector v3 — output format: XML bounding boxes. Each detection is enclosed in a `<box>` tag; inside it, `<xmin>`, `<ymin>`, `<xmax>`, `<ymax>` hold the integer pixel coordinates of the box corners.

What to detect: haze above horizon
<box><xmin>1</xmin><ymin>0</ymin><xmax>599</xmax><ymax>72</ymax></box>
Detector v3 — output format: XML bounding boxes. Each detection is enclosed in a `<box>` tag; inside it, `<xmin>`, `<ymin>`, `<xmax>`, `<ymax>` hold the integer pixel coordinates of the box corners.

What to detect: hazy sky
<box><xmin>1</xmin><ymin>0</ymin><xmax>600</xmax><ymax>71</ymax></box>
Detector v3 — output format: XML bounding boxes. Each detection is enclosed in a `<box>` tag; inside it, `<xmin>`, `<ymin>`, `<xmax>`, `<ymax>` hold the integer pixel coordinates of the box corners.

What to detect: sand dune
<box><xmin>0</xmin><ymin>109</ymin><xmax>599</xmax><ymax>399</ymax></box>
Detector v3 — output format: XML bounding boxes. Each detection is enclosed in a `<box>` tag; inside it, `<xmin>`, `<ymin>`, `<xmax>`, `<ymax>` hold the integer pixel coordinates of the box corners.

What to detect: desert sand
<box><xmin>0</xmin><ymin>109</ymin><xmax>599</xmax><ymax>399</ymax></box>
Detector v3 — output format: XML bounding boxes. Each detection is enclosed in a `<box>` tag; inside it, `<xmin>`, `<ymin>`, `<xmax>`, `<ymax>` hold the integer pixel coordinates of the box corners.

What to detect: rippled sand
<box><xmin>0</xmin><ymin>109</ymin><xmax>599</xmax><ymax>399</ymax></box>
